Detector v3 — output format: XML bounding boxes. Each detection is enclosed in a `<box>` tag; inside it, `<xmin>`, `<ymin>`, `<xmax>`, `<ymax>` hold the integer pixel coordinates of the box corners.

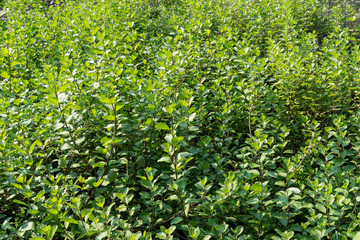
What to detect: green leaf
<box><xmin>1</xmin><ymin>47</ymin><xmax>8</xmax><ymax>55</ymax></box>
<box><xmin>11</xmin><ymin>183</ymin><xmax>23</xmax><ymax>190</ymax></box>
<box><xmin>278</xmin><ymin>216</ymin><xmax>288</xmax><ymax>227</ymax></box>
<box><xmin>96</xmin><ymin>195</ymin><xmax>105</xmax><ymax>208</ymax></box>
<box><xmin>250</xmin><ymin>183</ymin><xmax>262</xmax><ymax>192</ymax></box>
<box><xmin>158</xmin><ymin>156</ymin><xmax>171</xmax><ymax>163</ymax></box>
<box><xmin>86</xmin><ymin>177</ymin><xmax>96</xmax><ymax>186</ymax></box>
<box><xmin>29</xmin><ymin>140</ymin><xmax>42</xmax><ymax>154</ymax></box>
<box><xmin>179</xmin><ymin>100</ymin><xmax>187</xmax><ymax>107</ymax></box>
<box><xmin>96</xmin><ymin>231</ymin><xmax>108</xmax><ymax>240</ymax></box>
<box><xmin>168</xmin><ymin>195</ymin><xmax>178</xmax><ymax>201</ymax></box>
<box><xmin>75</xmin><ymin>137</ymin><xmax>85</xmax><ymax>145</ymax></box>
<box><xmin>60</xmin><ymin>217</ymin><xmax>79</xmax><ymax>224</ymax></box>
<box><xmin>47</xmin><ymin>95</ymin><xmax>58</xmax><ymax>105</ymax></box>
<box><xmin>61</xmin><ymin>143</ymin><xmax>72</xmax><ymax>150</ymax></box>
<box><xmin>117</xmin><ymin>204</ymin><xmax>127</xmax><ymax>212</ymax></box>
<box><xmin>155</xmin><ymin>123</ymin><xmax>170</xmax><ymax>130</ymax></box>
<box><xmin>325</xmin><ymin>227</ymin><xmax>335</xmax><ymax>236</ymax></box>
<box><xmin>103</xmin><ymin>115</ymin><xmax>115</xmax><ymax>121</ymax></box>
<box><xmin>100</xmin><ymin>96</ymin><xmax>116</xmax><ymax>105</ymax></box>
<box><xmin>101</xmin><ymin>137</ymin><xmax>111</xmax><ymax>146</ymax></box>
<box><xmin>13</xmin><ymin>199</ymin><xmax>27</xmax><ymax>206</ymax></box>
<box><xmin>28</xmin><ymin>210</ymin><xmax>40</xmax><ymax>216</ymax></box>
<box><xmin>47</xmin><ymin>209</ymin><xmax>58</xmax><ymax>215</ymax></box>
<box><xmin>108</xmin><ymin>170</ymin><xmax>117</xmax><ymax>182</ymax></box>
<box><xmin>250</xmin><ymin>142</ymin><xmax>260</xmax><ymax>151</ymax></box>
<box><xmin>156</xmin><ymin>232</ymin><xmax>167</xmax><ymax>239</ymax></box>
<box><xmin>316</xmin><ymin>204</ymin><xmax>326</xmax><ymax>213</ymax></box>
<box><xmin>140</xmin><ymin>179</ymin><xmax>151</xmax><ymax>189</ymax></box>
<box><xmin>112</xmin><ymin>137</ymin><xmax>122</xmax><ymax>144</ymax></box>
<box><xmin>172</xmin><ymin>136</ymin><xmax>184</xmax><ymax>145</ymax></box>
<box><xmin>354</xmin><ymin>232</ymin><xmax>360</xmax><ymax>240</ymax></box>
<box><xmin>40</xmin><ymin>225</ymin><xmax>51</xmax><ymax>236</ymax></box>
<box><xmin>116</xmin><ymin>103</ymin><xmax>125</xmax><ymax>111</ymax></box>
<box><xmin>93</xmin><ymin>179</ymin><xmax>104</xmax><ymax>188</ymax></box>
<box><xmin>164</xmin><ymin>134</ymin><xmax>172</xmax><ymax>144</ymax></box>
<box><xmin>147</xmin><ymin>104</ymin><xmax>156</xmax><ymax>111</ymax></box>
<box><xmin>0</xmin><ymin>71</ymin><xmax>10</xmax><ymax>79</ymax></box>
<box><xmin>278</xmin><ymin>195</ymin><xmax>288</xmax><ymax>206</ymax></box>
<box><xmin>20</xmin><ymin>221</ymin><xmax>35</xmax><ymax>232</ymax></box>
<box><xmin>136</xmin><ymin>156</ymin><xmax>145</xmax><ymax>168</ymax></box>
<box><xmin>13</xmin><ymin>99</ymin><xmax>22</xmax><ymax>106</ymax></box>
<box><xmin>194</xmin><ymin>227</ymin><xmax>200</xmax><ymax>237</ymax></box>
<box><xmin>165</xmin><ymin>104</ymin><xmax>174</xmax><ymax>114</ymax></box>
<box><xmin>91</xmin><ymin>26</ymin><xmax>101</xmax><ymax>36</ymax></box>
<box><xmin>34</xmin><ymin>190</ymin><xmax>45</xmax><ymax>203</ymax></box>
<box><xmin>287</xmin><ymin>187</ymin><xmax>301</xmax><ymax>194</ymax></box>
<box><xmin>54</xmin><ymin>123</ymin><xmax>64</xmax><ymax>131</ymax></box>
<box><xmin>184</xmin><ymin>203</ymin><xmax>190</xmax><ymax>216</ymax></box>
<box><xmin>189</xmin><ymin>112</ymin><xmax>196</xmax><ymax>122</ymax></box>
<box><xmin>30</xmin><ymin>238</ymin><xmax>46</xmax><ymax>240</ymax></box>
<box><xmin>171</xmin><ymin>217</ymin><xmax>183</xmax><ymax>225</ymax></box>
<box><xmin>49</xmin><ymin>225</ymin><xmax>58</xmax><ymax>240</ymax></box>
<box><xmin>175</xmin><ymin>178</ymin><xmax>187</xmax><ymax>190</ymax></box>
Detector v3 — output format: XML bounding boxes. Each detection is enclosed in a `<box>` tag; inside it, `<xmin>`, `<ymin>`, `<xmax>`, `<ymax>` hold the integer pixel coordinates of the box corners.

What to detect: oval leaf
<box><xmin>155</xmin><ymin>123</ymin><xmax>170</xmax><ymax>130</ymax></box>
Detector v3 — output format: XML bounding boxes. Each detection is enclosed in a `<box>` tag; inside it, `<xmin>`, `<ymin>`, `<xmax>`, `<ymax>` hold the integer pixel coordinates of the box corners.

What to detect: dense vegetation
<box><xmin>1</xmin><ymin>0</ymin><xmax>360</xmax><ymax>239</ymax></box>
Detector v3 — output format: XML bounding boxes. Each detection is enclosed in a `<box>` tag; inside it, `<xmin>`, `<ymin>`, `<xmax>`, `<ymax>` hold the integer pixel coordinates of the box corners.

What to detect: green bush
<box><xmin>1</xmin><ymin>0</ymin><xmax>360</xmax><ymax>239</ymax></box>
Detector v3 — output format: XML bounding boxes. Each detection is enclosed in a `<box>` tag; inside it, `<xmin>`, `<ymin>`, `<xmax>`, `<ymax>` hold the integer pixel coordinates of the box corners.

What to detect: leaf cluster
<box><xmin>1</xmin><ymin>0</ymin><xmax>360</xmax><ymax>239</ymax></box>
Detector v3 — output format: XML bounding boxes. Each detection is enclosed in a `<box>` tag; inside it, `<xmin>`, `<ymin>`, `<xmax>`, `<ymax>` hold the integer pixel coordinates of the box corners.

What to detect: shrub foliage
<box><xmin>1</xmin><ymin>0</ymin><xmax>360</xmax><ymax>239</ymax></box>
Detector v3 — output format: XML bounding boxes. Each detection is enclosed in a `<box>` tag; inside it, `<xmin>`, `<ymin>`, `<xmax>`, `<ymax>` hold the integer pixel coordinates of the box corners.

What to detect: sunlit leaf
<box><xmin>155</xmin><ymin>123</ymin><xmax>170</xmax><ymax>130</ymax></box>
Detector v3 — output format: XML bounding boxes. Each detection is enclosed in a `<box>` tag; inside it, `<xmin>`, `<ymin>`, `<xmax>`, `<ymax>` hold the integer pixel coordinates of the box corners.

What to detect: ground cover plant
<box><xmin>1</xmin><ymin>0</ymin><xmax>360</xmax><ymax>239</ymax></box>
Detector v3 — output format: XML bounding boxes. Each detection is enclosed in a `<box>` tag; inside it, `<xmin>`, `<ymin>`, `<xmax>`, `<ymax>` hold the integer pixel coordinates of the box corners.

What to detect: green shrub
<box><xmin>0</xmin><ymin>0</ymin><xmax>360</xmax><ymax>239</ymax></box>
